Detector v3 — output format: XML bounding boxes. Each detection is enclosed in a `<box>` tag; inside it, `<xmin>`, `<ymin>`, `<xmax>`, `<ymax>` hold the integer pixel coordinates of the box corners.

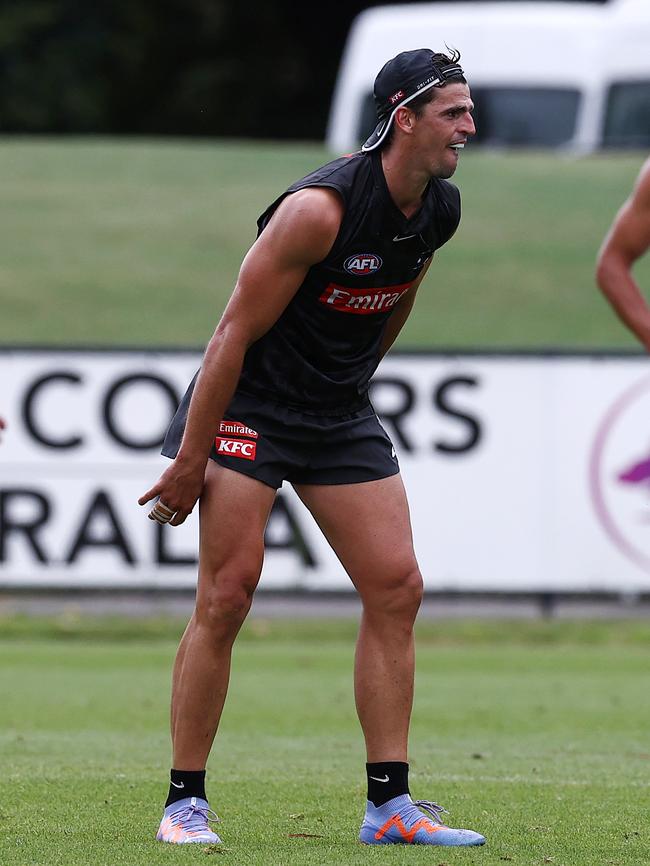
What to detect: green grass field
<box><xmin>1</xmin><ymin>616</ymin><xmax>649</xmax><ymax>866</ymax></box>
<box><xmin>2</xmin><ymin>137</ymin><xmax>649</xmax><ymax>348</ymax></box>
<box><xmin>2</xmin><ymin>139</ymin><xmax>650</xmax><ymax>865</ymax></box>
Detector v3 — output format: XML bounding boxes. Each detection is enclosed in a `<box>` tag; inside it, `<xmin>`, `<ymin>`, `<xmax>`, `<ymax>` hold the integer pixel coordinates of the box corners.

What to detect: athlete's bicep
<box><xmin>217</xmin><ymin>188</ymin><xmax>343</xmax><ymax>345</ymax></box>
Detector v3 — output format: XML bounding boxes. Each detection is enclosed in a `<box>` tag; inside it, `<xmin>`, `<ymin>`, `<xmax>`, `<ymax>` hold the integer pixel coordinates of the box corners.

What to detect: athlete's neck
<box><xmin>380</xmin><ymin>148</ymin><xmax>430</xmax><ymax>219</ymax></box>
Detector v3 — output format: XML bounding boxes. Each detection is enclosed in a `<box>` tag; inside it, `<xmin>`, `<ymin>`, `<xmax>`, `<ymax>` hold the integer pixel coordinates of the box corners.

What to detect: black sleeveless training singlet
<box><xmin>236</xmin><ymin>149</ymin><xmax>460</xmax><ymax>414</ymax></box>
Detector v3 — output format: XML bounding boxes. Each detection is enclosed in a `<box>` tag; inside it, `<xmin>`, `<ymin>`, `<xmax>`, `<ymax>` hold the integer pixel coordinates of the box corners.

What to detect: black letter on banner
<box><xmin>0</xmin><ymin>489</ymin><xmax>50</xmax><ymax>563</ymax></box>
<box><xmin>265</xmin><ymin>495</ymin><xmax>316</xmax><ymax>567</ymax></box>
<box><xmin>156</xmin><ymin>524</ymin><xmax>197</xmax><ymax>566</ymax></box>
<box><xmin>65</xmin><ymin>490</ymin><xmax>135</xmax><ymax>564</ymax></box>
<box><xmin>433</xmin><ymin>376</ymin><xmax>482</xmax><ymax>454</ymax></box>
<box><xmin>368</xmin><ymin>377</ymin><xmax>415</xmax><ymax>452</ymax></box>
<box><xmin>103</xmin><ymin>374</ymin><xmax>179</xmax><ymax>450</ymax></box>
<box><xmin>22</xmin><ymin>372</ymin><xmax>83</xmax><ymax>449</ymax></box>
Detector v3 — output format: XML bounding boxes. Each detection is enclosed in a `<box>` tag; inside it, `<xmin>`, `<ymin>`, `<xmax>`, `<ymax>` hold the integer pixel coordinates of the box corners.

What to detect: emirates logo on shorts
<box><xmin>219</xmin><ymin>419</ymin><xmax>258</xmax><ymax>439</ymax></box>
<box><xmin>344</xmin><ymin>254</ymin><xmax>383</xmax><ymax>275</ymax></box>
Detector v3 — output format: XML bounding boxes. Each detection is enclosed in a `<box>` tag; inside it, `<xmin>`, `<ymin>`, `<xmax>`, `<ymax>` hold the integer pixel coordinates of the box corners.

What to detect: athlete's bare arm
<box><xmin>596</xmin><ymin>158</ymin><xmax>650</xmax><ymax>351</ymax></box>
<box><xmin>379</xmin><ymin>259</ymin><xmax>432</xmax><ymax>358</ymax></box>
<box><xmin>139</xmin><ymin>188</ymin><xmax>344</xmax><ymax>523</ymax></box>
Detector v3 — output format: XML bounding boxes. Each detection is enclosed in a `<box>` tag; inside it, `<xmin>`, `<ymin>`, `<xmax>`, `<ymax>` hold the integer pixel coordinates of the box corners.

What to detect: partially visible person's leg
<box><xmin>157</xmin><ymin>461</ymin><xmax>276</xmax><ymax>844</ymax></box>
<box><xmin>294</xmin><ymin>474</ymin><xmax>485</xmax><ymax>847</ymax></box>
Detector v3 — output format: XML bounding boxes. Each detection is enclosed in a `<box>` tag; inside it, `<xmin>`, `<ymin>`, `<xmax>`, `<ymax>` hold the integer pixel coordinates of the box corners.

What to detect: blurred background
<box><xmin>2</xmin><ymin>0</ymin><xmax>611</xmax><ymax>141</ymax></box>
<box><xmin>0</xmin><ymin>0</ymin><xmax>374</xmax><ymax>139</ymax></box>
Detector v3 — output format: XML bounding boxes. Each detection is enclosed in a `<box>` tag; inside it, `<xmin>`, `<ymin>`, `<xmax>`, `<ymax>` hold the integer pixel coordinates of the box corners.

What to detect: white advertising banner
<box><xmin>0</xmin><ymin>349</ymin><xmax>649</xmax><ymax>593</ymax></box>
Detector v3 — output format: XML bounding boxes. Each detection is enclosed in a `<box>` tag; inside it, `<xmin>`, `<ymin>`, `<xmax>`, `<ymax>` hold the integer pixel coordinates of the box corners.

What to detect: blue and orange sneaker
<box><xmin>156</xmin><ymin>796</ymin><xmax>222</xmax><ymax>844</ymax></box>
<box><xmin>359</xmin><ymin>794</ymin><xmax>486</xmax><ymax>846</ymax></box>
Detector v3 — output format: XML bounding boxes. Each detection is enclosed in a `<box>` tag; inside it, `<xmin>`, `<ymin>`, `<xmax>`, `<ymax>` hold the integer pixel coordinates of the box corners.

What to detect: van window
<box><xmin>356</xmin><ymin>87</ymin><xmax>580</xmax><ymax>148</ymax></box>
<box><xmin>603</xmin><ymin>81</ymin><xmax>650</xmax><ymax>148</ymax></box>
<box><xmin>470</xmin><ymin>88</ymin><xmax>580</xmax><ymax>146</ymax></box>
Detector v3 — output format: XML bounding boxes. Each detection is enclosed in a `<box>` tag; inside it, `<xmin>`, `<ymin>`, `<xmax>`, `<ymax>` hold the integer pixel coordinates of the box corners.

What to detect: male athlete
<box><xmin>140</xmin><ymin>48</ymin><xmax>485</xmax><ymax>847</ymax></box>
<box><xmin>596</xmin><ymin>157</ymin><xmax>650</xmax><ymax>349</ymax></box>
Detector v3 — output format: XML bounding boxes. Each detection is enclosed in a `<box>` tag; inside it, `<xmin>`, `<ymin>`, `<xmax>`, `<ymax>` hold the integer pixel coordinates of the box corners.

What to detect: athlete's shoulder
<box><xmin>264</xmin><ymin>186</ymin><xmax>344</xmax><ymax>254</ymax></box>
<box><xmin>258</xmin><ymin>152</ymin><xmax>371</xmax><ymax>236</ymax></box>
<box><xmin>639</xmin><ymin>156</ymin><xmax>650</xmax><ymax>183</ymax></box>
<box><xmin>287</xmin><ymin>151</ymin><xmax>371</xmax><ymax>196</ymax></box>
<box><xmin>632</xmin><ymin>157</ymin><xmax>650</xmax><ymax>205</ymax></box>
<box><xmin>613</xmin><ymin>157</ymin><xmax>650</xmax><ymax>233</ymax></box>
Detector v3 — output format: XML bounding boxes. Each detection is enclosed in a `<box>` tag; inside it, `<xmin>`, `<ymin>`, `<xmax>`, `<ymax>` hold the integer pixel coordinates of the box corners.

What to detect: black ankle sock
<box><xmin>165</xmin><ymin>769</ymin><xmax>207</xmax><ymax>807</ymax></box>
<box><xmin>366</xmin><ymin>761</ymin><xmax>410</xmax><ymax>807</ymax></box>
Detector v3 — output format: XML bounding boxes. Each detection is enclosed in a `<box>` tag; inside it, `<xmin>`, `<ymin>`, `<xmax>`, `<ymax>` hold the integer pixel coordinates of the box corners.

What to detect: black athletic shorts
<box><xmin>161</xmin><ymin>385</ymin><xmax>399</xmax><ymax>490</ymax></box>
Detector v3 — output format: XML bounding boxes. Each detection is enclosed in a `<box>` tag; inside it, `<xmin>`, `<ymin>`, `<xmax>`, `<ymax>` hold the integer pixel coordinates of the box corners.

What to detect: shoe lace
<box><xmin>413</xmin><ymin>800</ymin><xmax>449</xmax><ymax>826</ymax></box>
<box><xmin>171</xmin><ymin>800</ymin><xmax>220</xmax><ymax>830</ymax></box>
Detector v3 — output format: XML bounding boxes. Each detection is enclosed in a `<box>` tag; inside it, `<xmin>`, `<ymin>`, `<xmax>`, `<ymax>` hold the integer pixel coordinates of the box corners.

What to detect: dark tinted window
<box><xmin>357</xmin><ymin>87</ymin><xmax>580</xmax><ymax>147</ymax></box>
<box><xmin>603</xmin><ymin>82</ymin><xmax>650</xmax><ymax>148</ymax></box>
<box><xmin>470</xmin><ymin>88</ymin><xmax>580</xmax><ymax>146</ymax></box>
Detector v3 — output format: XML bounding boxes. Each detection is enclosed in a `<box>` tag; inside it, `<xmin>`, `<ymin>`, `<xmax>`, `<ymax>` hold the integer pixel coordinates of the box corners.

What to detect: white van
<box><xmin>327</xmin><ymin>0</ymin><xmax>650</xmax><ymax>152</ymax></box>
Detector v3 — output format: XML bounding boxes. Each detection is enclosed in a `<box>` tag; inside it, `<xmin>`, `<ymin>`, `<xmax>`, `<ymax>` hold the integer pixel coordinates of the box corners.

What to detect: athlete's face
<box><xmin>411</xmin><ymin>83</ymin><xmax>475</xmax><ymax>178</ymax></box>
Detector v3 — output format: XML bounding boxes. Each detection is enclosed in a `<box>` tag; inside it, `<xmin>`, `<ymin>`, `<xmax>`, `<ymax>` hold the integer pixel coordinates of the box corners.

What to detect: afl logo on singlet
<box><xmin>344</xmin><ymin>254</ymin><xmax>383</xmax><ymax>275</ymax></box>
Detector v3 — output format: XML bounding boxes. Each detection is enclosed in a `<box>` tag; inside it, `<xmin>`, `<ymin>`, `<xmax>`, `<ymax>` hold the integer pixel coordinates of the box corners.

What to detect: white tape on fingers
<box><xmin>149</xmin><ymin>503</ymin><xmax>174</xmax><ymax>524</ymax></box>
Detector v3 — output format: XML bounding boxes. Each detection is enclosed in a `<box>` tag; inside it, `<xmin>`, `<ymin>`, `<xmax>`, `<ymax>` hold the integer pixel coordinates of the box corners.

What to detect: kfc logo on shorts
<box><xmin>214</xmin><ymin>436</ymin><xmax>257</xmax><ymax>460</ymax></box>
<box><xmin>344</xmin><ymin>254</ymin><xmax>383</xmax><ymax>275</ymax></box>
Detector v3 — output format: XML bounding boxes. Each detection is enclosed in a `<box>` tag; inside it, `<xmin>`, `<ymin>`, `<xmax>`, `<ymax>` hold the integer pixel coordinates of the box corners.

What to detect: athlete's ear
<box><xmin>394</xmin><ymin>106</ymin><xmax>415</xmax><ymax>136</ymax></box>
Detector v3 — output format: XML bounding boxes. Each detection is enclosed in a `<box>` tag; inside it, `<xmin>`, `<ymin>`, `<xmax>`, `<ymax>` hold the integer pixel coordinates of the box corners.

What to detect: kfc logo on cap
<box><xmin>344</xmin><ymin>254</ymin><xmax>383</xmax><ymax>275</ymax></box>
<box><xmin>389</xmin><ymin>89</ymin><xmax>405</xmax><ymax>104</ymax></box>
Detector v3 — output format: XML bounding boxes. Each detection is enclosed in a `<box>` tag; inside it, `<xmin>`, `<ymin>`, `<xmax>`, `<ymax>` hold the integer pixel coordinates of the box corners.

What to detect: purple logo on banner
<box><xmin>590</xmin><ymin>376</ymin><xmax>650</xmax><ymax>572</ymax></box>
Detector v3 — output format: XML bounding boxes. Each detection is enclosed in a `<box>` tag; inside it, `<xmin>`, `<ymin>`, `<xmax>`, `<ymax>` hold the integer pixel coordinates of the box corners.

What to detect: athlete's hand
<box><xmin>138</xmin><ymin>458</ymin><xmax>206</xmax><ymax>526</ymax></box>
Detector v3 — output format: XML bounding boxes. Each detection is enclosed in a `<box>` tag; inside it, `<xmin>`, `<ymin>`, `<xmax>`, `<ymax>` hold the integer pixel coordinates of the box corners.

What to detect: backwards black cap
<box><xmin>362</xmin><ymin>48</ymin><xmax>465</xmax><ymax>152</ymax></box>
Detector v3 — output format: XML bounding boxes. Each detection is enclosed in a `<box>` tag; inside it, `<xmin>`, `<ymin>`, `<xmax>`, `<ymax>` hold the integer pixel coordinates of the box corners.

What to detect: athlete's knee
<box><xmin>363</xmin><ymin>562</ymin><xmax>423</xmax><ymax>621</ymax></box>
<box><xmin>196</xmin><ymin>584</ymin><xmax>255</xmax><ymax>637</ymax></box>
<box><xmin>195</xmin><ymin>562</ymin><xmax>260</xmax><ymax>638</ymax></box>
<box><xmin>392</xmin><ymin>566</ymin><xmax>424</xmax><ymax>617</ymax></box>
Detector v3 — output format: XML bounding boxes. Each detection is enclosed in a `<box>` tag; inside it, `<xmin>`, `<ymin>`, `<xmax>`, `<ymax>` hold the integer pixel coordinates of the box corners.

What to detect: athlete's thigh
<box><xmin>198</xmin><ymin>461</ymin><xmax>277</xmax><ymax>581</ymax></box>
<box><xmin>293</xmin><ymin>474</ymin><xmax>418</xmax><ymax>591</ymax></box>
